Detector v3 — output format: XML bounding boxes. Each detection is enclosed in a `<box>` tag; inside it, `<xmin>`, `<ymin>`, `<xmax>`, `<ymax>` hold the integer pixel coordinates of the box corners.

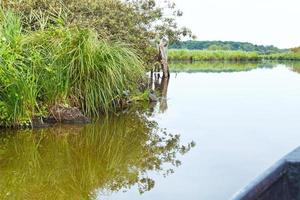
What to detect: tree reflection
<box><xmin>0</xmin><ymin>112</ymin><xmax>194</xmax><ymax>200</ymax></box>
<box><xmin>290</xmin><ymin>62</ymin><xmax>300</xmax><ymax>74</ymax></box>
<box><xmin>158</xmin><ymin>77</ymin><xmax>170</xmax><ymax>113</ymax></box>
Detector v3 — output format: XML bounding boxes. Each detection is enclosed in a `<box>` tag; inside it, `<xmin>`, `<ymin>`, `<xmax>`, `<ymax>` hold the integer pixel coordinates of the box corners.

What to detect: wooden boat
<box><xmin>231</xmin><ymin>147</ymin><xmax>300</xmax><ymax>200</ymax></box>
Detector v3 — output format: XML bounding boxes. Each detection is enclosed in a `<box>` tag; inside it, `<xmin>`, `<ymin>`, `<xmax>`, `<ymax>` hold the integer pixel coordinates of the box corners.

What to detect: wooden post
<box><xmin>158</xmin><ymin>37</ymin><xmax>170</xmax><ymax>78</ymax></box>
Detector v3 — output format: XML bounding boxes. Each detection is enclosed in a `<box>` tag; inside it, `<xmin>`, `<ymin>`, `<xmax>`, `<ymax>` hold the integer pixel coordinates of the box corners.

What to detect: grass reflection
<box><xmin>169</xmin><ymin>61</ymin><xmax>275</xmax><ymax>73</ymax></box>
<box><xmin>0</xmin><ymin>112</ymin><xmax>194</xmax><ymax>200</ymax></box>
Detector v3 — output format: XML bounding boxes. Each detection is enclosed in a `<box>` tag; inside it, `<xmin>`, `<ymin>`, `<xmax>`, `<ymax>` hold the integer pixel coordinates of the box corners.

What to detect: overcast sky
<box><xmin>172</xmin><ymin>0</ymin><xmax>300</xmax><ymax>48</ymax></box>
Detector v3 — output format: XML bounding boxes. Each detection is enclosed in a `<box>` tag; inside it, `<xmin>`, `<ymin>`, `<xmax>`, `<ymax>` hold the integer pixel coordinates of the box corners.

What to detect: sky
<box><xmin>171</xmin><ymin>0</ymin><xmax>300</xmax><ymax>48</ymax></box>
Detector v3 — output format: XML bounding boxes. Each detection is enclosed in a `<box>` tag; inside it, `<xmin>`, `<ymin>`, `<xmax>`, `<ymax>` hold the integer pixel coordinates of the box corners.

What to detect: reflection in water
<box><xmin>0</xmin><ymin>112</ymin><xmax>194</xmax><ymax>200</ymax></box>
<box><xmin>289</xmin><ymin>62</ymin><xmax>300</xmax><ymax>74</ymax></box>
<box><xmin>5</xmin><ymin>61</ymin><xmax>300</xmax><ymax>200</ymax></box>
<box><xmin>149</xmin><ymin>73</ymin><xmax>170</xmax><ymax>113</ymax></box>
<box><xmin>158</xmin><ymin>77</ymin><xmax>170</xmax><ymax>113</ymax></box>
<box><xmin>169</xmin><ymin>61</ymin><xmax>275</xmax><ymax>73</ymax></box>
<box><xmin>144</xmin><ymin>63</ymin><xmax>300</xmax><ymax>200</ymax></box>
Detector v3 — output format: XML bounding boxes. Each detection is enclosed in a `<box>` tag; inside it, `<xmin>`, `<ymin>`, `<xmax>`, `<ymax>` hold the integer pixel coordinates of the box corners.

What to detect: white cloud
<box><xmin>171</xmin><ymin>0</ymin><xmax>300</xmax><ymax>48</ymax></box>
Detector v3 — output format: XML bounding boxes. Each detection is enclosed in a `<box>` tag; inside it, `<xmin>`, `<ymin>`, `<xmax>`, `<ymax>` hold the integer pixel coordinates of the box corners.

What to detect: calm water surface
<box><xmin>1</xmin><ymin>63</ymin><xmax>300</xmax><ymax>200</ymax></box>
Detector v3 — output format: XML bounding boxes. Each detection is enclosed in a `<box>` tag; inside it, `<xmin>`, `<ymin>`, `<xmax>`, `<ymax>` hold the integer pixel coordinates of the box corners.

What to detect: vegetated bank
<box><xmin>168</xmin><ymin>49</ymin><xmax>300</xmax><ymax>62</ymax></box>
<box><xmin>263</xmin><ymin>52</ymin><xmax>300</xmax><ymax>61</ymax></box>
<box><xmin>0</xmin><ymin>11</ymin><xmax>145</xmax><ymax>128</ymax></box>
<box><xmin>0</xmin><ymin>0</ymin><xmax>192</xmax><ymax>128</ymax></box>
<box><xmin>168</xmin><ymin>49</ymin><xmax>260</xmax><ymax>61</ymax></box>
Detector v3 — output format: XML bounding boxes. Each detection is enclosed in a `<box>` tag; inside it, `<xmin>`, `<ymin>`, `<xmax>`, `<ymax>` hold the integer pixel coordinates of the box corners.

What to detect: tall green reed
<box><xmin>0</xmin><ymin>10</ymin><xmax>39</xmax><ymax>127</ymax></box>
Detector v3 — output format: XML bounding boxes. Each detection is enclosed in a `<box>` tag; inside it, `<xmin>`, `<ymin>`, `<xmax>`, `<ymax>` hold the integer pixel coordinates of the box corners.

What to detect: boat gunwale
<box><xmin>231</xmin><ymin>146</ymin><xmax>300</xmax><ymax>200</ymax></box>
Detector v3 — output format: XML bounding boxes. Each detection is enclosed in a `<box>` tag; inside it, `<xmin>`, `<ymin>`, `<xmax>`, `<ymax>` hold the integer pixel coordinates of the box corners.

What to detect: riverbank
<box><xmin>0</xmin><ymin>11</ymin><xmax>146</xmax><ymax>128</ymax></box>
<box><xmin>168</xmin><ymin>49</ymin><xmax>300</xmax><ymax>62</ymax></box>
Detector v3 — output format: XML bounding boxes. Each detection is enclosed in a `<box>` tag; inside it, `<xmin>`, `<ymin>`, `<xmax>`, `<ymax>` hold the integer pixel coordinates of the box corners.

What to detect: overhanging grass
<box><xmin>22</xmin><ymin>28</ymin><xmax>144</xmax><ymax>116</ymax></box>
<box><xmin>0</xmin><ymin>10</ymin><xmax>145</xmax><ymax>127</ymax></box>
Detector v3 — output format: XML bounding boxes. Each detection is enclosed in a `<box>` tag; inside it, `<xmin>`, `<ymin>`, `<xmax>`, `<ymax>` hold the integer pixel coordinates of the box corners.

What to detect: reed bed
<box><xmin>169</xmin><ymin>49</ymin><xmax>300</xmax><ymax>62</ymax></box>
<box><xmin>168</xmin><ymin>49</ymin><xmax>260</xmax><ymax>61</ymax></box>
<box><xmin>262</xmin><ymin>52</ymin><xmax>300</xmax><ymax>60</ymax></box>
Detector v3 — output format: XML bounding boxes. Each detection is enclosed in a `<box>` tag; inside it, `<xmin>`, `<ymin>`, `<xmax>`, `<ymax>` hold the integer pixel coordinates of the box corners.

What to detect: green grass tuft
<box><xmin>0</xmin><ymin>10</ymin><xmax>145</xmax><ymax>127</ymax></box>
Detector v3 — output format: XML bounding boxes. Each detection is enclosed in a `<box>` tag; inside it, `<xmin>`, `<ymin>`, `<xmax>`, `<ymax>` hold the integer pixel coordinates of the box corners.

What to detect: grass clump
<box><xmin>0</xmin><ymin>10</ymin><xmax>145</xmax><ymax>127</ymax></box>
<box><xmin>22</xmin><ymin>28</ymin><xmax>144</xmax><ymax>116</ymax></box>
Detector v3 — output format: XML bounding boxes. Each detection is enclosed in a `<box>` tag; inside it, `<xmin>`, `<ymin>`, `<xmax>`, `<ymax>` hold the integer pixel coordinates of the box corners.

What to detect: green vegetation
<box><xmin>4</xmin><ymin>0</ymin><xmax>192</xmax><ymax>67</ymax></box>
<box><xmin>169</xmin><ymin>49</ymin><xmax>260</xmax><ymax>61</ymax></box>
<box><xmin>170</xmin><ymin>40</ymin><xmax>285</xmax><ymax>54</ymax></box>
<box><xmin>291</xmin><ymin>46</ymin><xmax>300</xmax><ymax>53</ymax></box>
<box><xmin>0</xmin><ymin>112</ymin><xmax>194</xmax><ymax>199</ymax></box>
<box><xmin>169</xmin><ymin>49</ymin><xmax>300</xmax><ymax>62</ymax></box>
<box><xmin>0</xmin><ymin>10</ymin><xmax>144</xmax><ymax>127</ymax></box>
<box><xmin>263</xmin><ymin>52</ymin><xmax>300</xmax><ymax>60</ymax></box>
<box><xmin>169</xmin><ymin>41</ymin><xmax>300</xmax><ymax>62</ymax></box>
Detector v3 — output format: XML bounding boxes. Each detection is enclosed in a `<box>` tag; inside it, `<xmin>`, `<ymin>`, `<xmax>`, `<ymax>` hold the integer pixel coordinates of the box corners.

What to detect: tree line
<box><xmin>170</xmin><ymin>40</ymin><xmax>287</xmax><ymax>54</ymax></box>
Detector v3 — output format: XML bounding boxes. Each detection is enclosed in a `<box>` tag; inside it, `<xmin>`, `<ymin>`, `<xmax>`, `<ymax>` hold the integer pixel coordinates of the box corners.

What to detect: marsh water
<box><xmin>1</xmin><ymin>62</ymin><xmax>300</xmax><ymax>199</ymax></box>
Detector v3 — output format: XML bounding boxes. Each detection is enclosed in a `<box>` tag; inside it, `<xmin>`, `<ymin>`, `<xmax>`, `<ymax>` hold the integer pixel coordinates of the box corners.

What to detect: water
<box><xmin>1</xmin><ymin>63</ymin><xmax>300</xmax><ymax>199</ymax></box>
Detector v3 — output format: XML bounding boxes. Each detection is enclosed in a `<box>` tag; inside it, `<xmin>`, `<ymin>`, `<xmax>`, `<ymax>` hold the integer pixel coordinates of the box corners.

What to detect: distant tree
<box><xmin>208</xmin><ymin>44</ymin><xmax>221</xmax><ymax>50</ymax></box>
<box><xmin>208</xmin><ymin>44</ymin><xmax>231</xmax><ymax>50</ymax></box>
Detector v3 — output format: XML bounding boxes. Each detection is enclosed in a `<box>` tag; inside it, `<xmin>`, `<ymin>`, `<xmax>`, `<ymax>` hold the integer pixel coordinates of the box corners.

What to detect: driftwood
<box><xmin>158</xmin><ymin>37</ymin><xmax>169</xmax><ymax>78</ymax></box>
